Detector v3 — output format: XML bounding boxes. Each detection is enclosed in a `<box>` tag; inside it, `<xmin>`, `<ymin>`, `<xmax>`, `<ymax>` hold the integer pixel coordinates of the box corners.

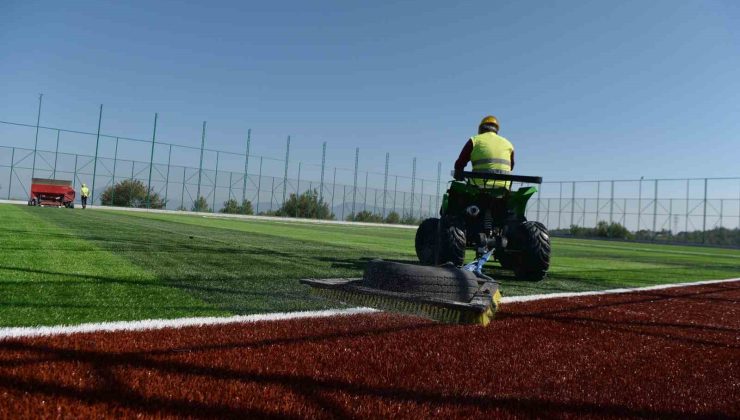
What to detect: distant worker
<box><xmin>454</xmin><ymin>115</ymin><xmax>514</xmax><ymax>189</ymax></box>
<box><xmin>80</xmin><ymin>183</ymin><xmax>90</xmax><ymax>209</ymax></box>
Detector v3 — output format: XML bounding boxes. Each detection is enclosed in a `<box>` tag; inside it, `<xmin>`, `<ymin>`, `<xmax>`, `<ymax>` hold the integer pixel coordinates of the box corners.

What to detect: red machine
<box><xmin>28</xmin><ymin>178</ymin><xmax>76</xmax><ymax>208</ymax></box>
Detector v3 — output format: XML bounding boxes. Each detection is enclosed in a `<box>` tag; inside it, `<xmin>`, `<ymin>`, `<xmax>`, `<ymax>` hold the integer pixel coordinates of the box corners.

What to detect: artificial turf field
<box><xmin>1</xmin><ymin>203</ymin><xmax>738</xmax><ymax>328</ymax></box>
<box><xmin>1</xmin><ymin>203</ymin><xmax>739</xmax><ymax>418</ymax></box>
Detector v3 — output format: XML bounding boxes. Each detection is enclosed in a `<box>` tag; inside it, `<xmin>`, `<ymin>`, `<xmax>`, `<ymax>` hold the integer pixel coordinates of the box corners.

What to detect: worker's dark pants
<box><xmin>81</xmin><ymin>196</ymin><xmax>87</xmax><ymax>209</ymax></box>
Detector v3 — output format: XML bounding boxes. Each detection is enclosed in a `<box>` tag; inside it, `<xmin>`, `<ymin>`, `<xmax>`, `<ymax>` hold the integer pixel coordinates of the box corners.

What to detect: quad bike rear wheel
<box><xmin>510</xmin><ymin>221</ymin><xmax>550</xmax><ymax>281</ymax></box>
<box><xmin>496</xmin><ymin>252</ymin><xmax>514</xmax><ymax>270</ymax></box>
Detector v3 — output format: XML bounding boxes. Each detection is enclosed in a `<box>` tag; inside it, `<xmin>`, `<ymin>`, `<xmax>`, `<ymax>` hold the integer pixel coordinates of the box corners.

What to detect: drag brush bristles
<box><xmin>310</xmin><ymin>288</ymin><xmax>499</xmax><ymax>326</ymax></box>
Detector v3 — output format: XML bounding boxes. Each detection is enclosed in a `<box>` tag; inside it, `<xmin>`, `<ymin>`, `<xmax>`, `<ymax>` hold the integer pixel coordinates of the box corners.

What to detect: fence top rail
<box><xmin>0</xmin><ymin>121</ymin><xmax>442</xmax><ymax>183</ymax></box>
<box><xmin>4</xmin><ymin>121</ymin><xmax>738</xmax><ymax>184</ymax></box>
<box><xmin>541</xmin><ymin>177</ymin><xmax>740</xmax><ymax>183</ymax></box>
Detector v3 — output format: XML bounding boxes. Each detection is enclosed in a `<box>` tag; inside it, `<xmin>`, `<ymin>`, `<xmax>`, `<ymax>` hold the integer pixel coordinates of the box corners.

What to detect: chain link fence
<box><xmin>2</xmin><ymin>115</ymin><xmax>739</xmax><ymax>246</ymax></box>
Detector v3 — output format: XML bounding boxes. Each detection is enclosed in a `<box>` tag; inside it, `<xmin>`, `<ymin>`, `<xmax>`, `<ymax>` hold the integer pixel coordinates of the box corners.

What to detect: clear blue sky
<box><xmin>1</xmin><ymin>0</ymin><xmax>739</xmax><ymax>184</ymax></box>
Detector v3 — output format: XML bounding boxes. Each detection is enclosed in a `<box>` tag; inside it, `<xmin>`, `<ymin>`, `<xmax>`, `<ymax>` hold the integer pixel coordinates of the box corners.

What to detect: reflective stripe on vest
<box><xmin>474</xmin><ymin>168</ymin><xmax>511</xmax><ymax>174</ymax></box>
<box><xmin>471</xmin><ymin>158</ymin><xmax>511</xmax><ymax>167</ymax></box>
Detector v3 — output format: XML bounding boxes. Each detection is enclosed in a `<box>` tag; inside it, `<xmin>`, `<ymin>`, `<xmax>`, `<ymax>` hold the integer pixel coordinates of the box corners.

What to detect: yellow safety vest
<box><xmin>470</xmin><ymin>132</ymin><xmax>514</xmax><ymax>189</ymax></box>
<box><xmin>80</xmin><ymin>186</ymin><xmax>90</xmax><ymax>197</ymax></box>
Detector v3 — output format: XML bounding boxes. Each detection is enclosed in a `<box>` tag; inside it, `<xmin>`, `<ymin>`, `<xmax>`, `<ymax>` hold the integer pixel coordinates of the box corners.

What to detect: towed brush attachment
<box><xmin>301</xmin><ymin>260</ymin><xmax>501</xmax><ymax>326</ymax></box>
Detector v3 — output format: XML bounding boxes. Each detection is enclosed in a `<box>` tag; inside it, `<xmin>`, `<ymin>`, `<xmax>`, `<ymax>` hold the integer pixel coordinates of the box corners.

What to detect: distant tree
<box><xmin>569</xmin><ymin>224</ymin><xmax>584</xmax><ymax>237</ymax></box>
<box><xmin>400</xmin><ymin>214</ymin><xmax>420</xmax><ymax>225</ymax></box>
<box><xmin>595</xmin><ymin>221</ymin><xmax>609</xmax><ymax>237</ymax></box>
<box><xmin>220</xmin><ymin>198</ymin><xmax>254</xmax><ymax>215</ymax></box>
<box><xmin>606</xmin><ymin>222</ymin><xmax>631</xmax><ymax>239</ymax></box>
<box><xmin>239</xmin><ymin>199</ymin><xmax>254</xmax><ymax>215</ymax></box>
<box><xmin>346</xmin><ymin>211</ymin><xmax>383</xmax><ymax>223</ymax></box>
<box><xmin>220</xmin><ymin>199</ymin><xmax>240</xmax><ymax>214</ymax></box>
<box><xmin>100</xmin><ymin>179</ymin><xmax>165</xmax><ymax>209</ymax></box>
<box><xmin>272</xmin><ymin>189</ymin><xmax>334</xmax><ymax>219</ymax></box>
<box><xmin>192</xmin><ymin>196</ymin><xmax>210</xmax><ymax>212</ymax></box>
<box><xmin>384</xmin><ymin>211</ymin><xmax>401</xmax><ymax>224</ymax></box>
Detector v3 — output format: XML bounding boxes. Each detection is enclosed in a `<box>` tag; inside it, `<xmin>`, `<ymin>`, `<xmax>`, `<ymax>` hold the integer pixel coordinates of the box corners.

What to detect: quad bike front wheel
<box><xmin>415</xmin><ymin>218</ymin><xmax>439</xmax><ymax>265</ymax></box>
<box><xmin>438</xmin><ymin>217</ymin><xmax>466</xmax><ymax>267</ymax></box>
<box><xmin>415</xmin><ymin>217</ymin><xmax>466</xmax><ymax>266</ymax></box>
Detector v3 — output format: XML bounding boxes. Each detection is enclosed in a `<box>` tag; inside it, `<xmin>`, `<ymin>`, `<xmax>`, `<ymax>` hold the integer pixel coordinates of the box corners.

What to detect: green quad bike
<box><xmin>415</xmin><ymin>170</ymin><xmax>551</xmax><ymax>281</ymax></box>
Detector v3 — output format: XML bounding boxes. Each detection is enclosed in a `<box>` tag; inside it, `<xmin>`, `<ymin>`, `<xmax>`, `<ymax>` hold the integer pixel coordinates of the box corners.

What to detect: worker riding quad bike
<box><xmin>415</xmin><ymin>170</ymin><xmax>551</xmax><ymax>281</ymax></box>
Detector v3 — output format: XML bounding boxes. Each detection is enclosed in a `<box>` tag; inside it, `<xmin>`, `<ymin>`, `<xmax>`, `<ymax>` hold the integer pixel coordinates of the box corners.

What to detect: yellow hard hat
<box><xmin>480</xmin><ymin>115</ymin><xmax>499</xmax><ymax>130</ymax></box>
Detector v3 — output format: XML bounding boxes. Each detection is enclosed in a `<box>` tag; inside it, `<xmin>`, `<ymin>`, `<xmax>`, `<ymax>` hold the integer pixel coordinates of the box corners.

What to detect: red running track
<box><xmin>0</xmin><ymin>281</ymin><xmax>738</xmax><ymax>419</ymax></box>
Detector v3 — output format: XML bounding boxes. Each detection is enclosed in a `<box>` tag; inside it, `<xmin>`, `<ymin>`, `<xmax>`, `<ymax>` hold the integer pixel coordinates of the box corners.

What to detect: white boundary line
<box><xmin>500</xmin><ymin>277</ymin><xmax>739</xmax><ymax>303</ymax></box>
<box><xmin>0</xmin><ymin>200</ymin><xmax>417</xmax><ymax>229</ymax></box>
<box><xmin>0</xmin><ymin>308</ymin><xmax>377</xmax><ymax>341</ymax></box>
<box><xmin>1</xmin><ymin>278</ymin><xmax>737</xmax><ymax>341</ymax></box>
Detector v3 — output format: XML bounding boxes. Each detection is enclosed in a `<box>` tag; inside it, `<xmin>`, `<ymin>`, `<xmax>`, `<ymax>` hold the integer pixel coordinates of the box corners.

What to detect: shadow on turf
<box><xmin>0</xmin><ymin>264</ymin><xmax>334</xmax><ymax>315</ymax></box>
<box><xmin>0</xmin><ymin>320</ymin><xmax>728</xmax><ymax>419</ymax></box>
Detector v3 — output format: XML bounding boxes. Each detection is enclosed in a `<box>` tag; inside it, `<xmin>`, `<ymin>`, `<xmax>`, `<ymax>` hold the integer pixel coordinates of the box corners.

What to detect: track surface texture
<box><xmin>0</xmin><ymin>281</ymin><xmax>738</xmax><ymax>419</ymax></box>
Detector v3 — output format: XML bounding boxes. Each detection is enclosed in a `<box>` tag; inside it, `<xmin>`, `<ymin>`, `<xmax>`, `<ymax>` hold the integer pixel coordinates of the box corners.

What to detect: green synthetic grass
<box><xmin>0</xmin><ymin>204</ymin><xmax>738</xmax><ymax>327</ymax></box>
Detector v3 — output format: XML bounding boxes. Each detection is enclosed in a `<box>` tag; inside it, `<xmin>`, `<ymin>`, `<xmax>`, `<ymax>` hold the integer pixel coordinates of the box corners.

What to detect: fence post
<box><xmin>91</xmin><ymin>104</ymin><xmax>103</xmax><ymax>205</ymax></box>
<box><xmin>702</xmin><ymin>178</ymin><xmax>708</xmax><ymax>243</ymax></box>
<box><xmin>558</xmin><ymin>182</ymin><xmax>563</xmax><ymax>229</ymax></box>
<box><xmin>685</xmin><ymin>179</ymin><xmax>690</xmax><ymax>236</ymax></box>
<box><xmin>623</xmin><ymin>198</ymin><xmax>626</xmax><ymax>225</ymax></box>
<box><xmin>352</xmin><ymin>148</ymin><xmax>359</xmax><ymax>217</ymax></box>
<box><xmin>419</xmin><ymin>178</ymin><xmax>424</xmax><ymax>218</ymax></box>
<box><xmin>595</xmin><ymin>181</ymin><xmax>600</xmax><ymax>224</ymax></box>
<box><xmin>582</xmin><ymin>197</ymin><xmax>586</xmax><ymax>226</ymax></box>
<box><xmin>637</xmin><ymin>178</ymin><xmax>643</xmax><ymax>231</ymax></box>
<box><xmin>164</xmin><ymin>144</ymin><xmax>172</xmax><ymax>208</ymax></box>
<box><xmin>570</xmin><ymin>181</ymin><xmax>576</xmax><ymax>227</ymax></box>
<box><xmin>111</xmin><ymin>137</ymin><xmax>119</xmax><ymax>205</ymax></box>
<box><xmin>212</xmin><ymin>151</ymin><xmax>219</xmax><ymax>213</ymax></box>
<box><xmin>536</xmin><ymin>182</ymin><xmax>541</xmax><ymax>221</ymax></box>
<box><xmin>282</xmin><ymin>136</ymin><xmax>291</xmax><ymax>205</ymax></box>
<box><xmin>73</xmin><ymin>154</ymin><xmax>78</xmax><ymax>191</ymax></box>
<box><xmin>270</xmin><ymin>177</ymin><xmax>275</xmax><ymax>212</ymax></box>
<box><xmin>31</xmin><ymin>93</ymin><xmax>43</xmax><ymax>180</ymax></box>
<box><xmin>228</xmin><ymin>172</ymin><xmax>233</xmax><ymax>202</ymax></box>
<box><xmin>180</xmin><ymin>166</ymin><xmax>186</xmax><ymax>210</ymax></box>
<box><xmin>196</xmin><ymin>121</ymin><xmax>206</xmax><ymax>208</ymax></box>
<box><xmin>256</xmin><ymin>157</ymin><xmax>263</xmax><ymax>214</ymax></box>
<box><xmin>609</xmin><ymin>180</ymin><xmax>614</xmax><ymax>223</ymax></box>
<box><xmin>146</xmin><ymin>112</ymin><xmax>158</xmax><ymax>209</ymax></box>
<box><xmin>130</xmin><ymin>161</ymin><xmax>135</xmax><ymax>208</ymax></box>
<box><xmin>393</xmin><ymin>175</ymin><xmax>398</xmax><ymax>215</ymax></box>
<box><xmin>319</xmin><ymin>141</ymin><xmax>326</xmax><ymax>202</ymax></box>
<box><xmin>297</xmin><ymin>161</ymin><xmax>302</xmax><ymax>197</ymax></box>
<box><xmin>403</xmin><ymin>191</ymin><xmax>407</xmax><ymax>217</ymax></box>
<box><xmin>53</xmin><ymin>129</ymin><xmax>60</xmax><ymax>179</ymax></box>
<box><xmin>436</xmin><ymin>161</ymin><xmax>441</xmax><ymax>215</ymax></box>
<box><xmin>364</xmin><ymin>171</ymin><xmax>368</xmax><ymax>212</ymax></box>
<box><xmin>652</xmin><ymin>179</ymin><xmax>658</xmax><ymax>234</ymax></box>
<box><xmin>411</xmin><ymin>158</ymin><xmax>416</xmax><ymax>219</ymax></box>
<box><xmin>242</xmin><ymin>129</ymin><xmax>251</xmax><ymax>203</ymax></box>
<box><xmin>7</xmin><ymin>147</ymin><xmax>14</xmax><ymax>199</ymax></box>
<box><xmin>383</xmin><ymin>152</ymin><xmax>389</xmax><ymax>217</ymax></box>
<box><xmin>331</xmin><ymin>167</ymin><xmax>336</xmax><ymax>213</ymax></box>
